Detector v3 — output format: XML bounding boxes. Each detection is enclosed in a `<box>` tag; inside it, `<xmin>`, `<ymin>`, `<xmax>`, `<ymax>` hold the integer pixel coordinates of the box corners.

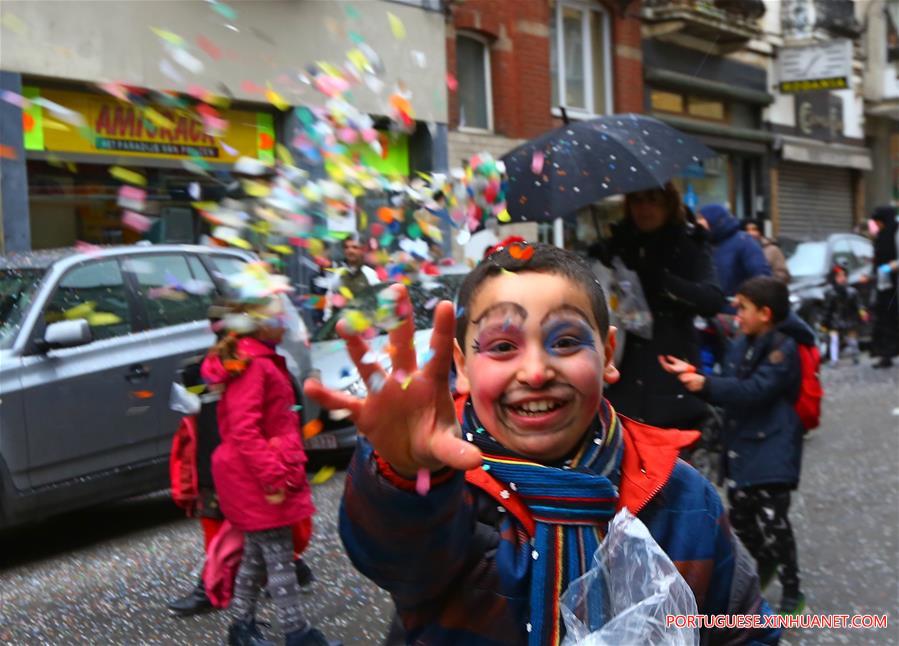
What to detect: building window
<box><xmin>550</xmin><ymin>1</ymin><xmax>612</xmax><ymax>117</ymax></box>
<box><xmin>456</xmin><ymin>33</ymin><xmax>492</xmax><ymax>131</ymax></box>
<box><xmin>650</xmin><ymin>90</ymin><xmax>684</xmax><ymax>114</ymax></box>
<box><xmin>649</xmin><ymin>88</ymin><xmax>727</xmax><ymax>122</ymax></box>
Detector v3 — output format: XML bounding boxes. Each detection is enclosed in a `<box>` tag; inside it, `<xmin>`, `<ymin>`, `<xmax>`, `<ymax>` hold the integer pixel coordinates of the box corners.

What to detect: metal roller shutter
<box><xmin>777</xmin><ymin>162</ymin><xmax>853</xmax><ymax>240</ymax></box>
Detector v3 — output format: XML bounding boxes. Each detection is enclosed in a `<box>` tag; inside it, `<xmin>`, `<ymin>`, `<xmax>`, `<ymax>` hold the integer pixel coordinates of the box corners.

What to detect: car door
<box><xmin>122</xmin><ymin>253</ymin><xmax>217</xmax><ymax>458</ymax></box>
<box><xmin>19</xmin><ymin>257</ymin><xmax>160</xmax><ymax>488</ymax></box>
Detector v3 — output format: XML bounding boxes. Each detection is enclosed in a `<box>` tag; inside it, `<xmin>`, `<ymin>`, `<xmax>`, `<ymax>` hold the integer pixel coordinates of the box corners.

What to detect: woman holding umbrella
<box><xmin>502</xmin><ymin>114</ymin><xmax>725</xmax><ymax>427</ymax></box>
<box><xmin>596</xmin><ymin>182</ymin><xmax>725</xmax><ymax>429</ymax></box>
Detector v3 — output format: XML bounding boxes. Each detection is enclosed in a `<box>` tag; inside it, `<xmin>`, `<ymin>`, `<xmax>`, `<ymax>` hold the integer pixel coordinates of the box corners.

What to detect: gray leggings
<box><xmin>230</xmin><ymin>526</ymin><xmax>307</xmax><ymax>634</ymax></box>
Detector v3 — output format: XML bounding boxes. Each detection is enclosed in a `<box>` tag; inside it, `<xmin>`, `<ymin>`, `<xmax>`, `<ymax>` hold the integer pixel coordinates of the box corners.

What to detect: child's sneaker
<box><xmin>227</xmin><ymin>618</ymin><xmax>275</xmax><ymax>646</ymax></box>
<box><xmin>295</xmin><ymin>558</ymin><xmax>316</xmax><ymax>593</ymax></box>
<box><xmin>778</xmin><ymin>591</ymin><xmax>806</xmax><ymax>616</ymax></box>
<box><xmin>285</xmin><ymin>624</ymin><xmax>342</xmax><ymax>646</ymax></box>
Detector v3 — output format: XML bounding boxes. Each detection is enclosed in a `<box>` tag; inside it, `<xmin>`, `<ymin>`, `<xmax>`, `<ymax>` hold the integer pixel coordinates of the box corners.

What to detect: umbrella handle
<box><xmin>559</xmin><ymin>106</ymin><xmax>569</xmax><ymax>125</ymax></box>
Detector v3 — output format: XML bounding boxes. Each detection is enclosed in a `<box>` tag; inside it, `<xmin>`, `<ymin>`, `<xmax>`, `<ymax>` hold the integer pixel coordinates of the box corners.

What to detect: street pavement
<box><xmin>1</xmin><ymin>360</ymin><xmax>897</xmax><ymax>645</ymax></box>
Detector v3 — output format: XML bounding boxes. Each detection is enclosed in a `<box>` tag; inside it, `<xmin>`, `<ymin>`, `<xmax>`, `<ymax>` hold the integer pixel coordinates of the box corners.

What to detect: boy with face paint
<box><xmin>306</xmin><ymin>244</ymin><xmax>779</xmax><ymax>645</ymax></box>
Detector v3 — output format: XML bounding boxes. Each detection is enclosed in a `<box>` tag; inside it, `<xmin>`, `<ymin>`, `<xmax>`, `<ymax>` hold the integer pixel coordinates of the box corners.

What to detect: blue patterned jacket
<box><xmin>340</xmin><ymin>409</ymin><xmax>780</xmax><ymax>645</ymax></box>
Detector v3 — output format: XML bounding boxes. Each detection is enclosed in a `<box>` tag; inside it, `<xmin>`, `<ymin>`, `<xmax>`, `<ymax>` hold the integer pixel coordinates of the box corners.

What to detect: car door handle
<box><xmin>125</xmin><ymin>364</ymin><xmax>150</xmax><ymax>382</ymax></box>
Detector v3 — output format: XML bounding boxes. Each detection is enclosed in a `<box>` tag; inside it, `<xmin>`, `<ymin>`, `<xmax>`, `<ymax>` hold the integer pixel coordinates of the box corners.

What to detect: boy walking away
<box><xmin>307</xmin><ymin>243</ymin><xmax>779</xmax><ymax>645</ymax></box>
<box><xmin>821</xmin><ymin>262</ymin><xmax>865</xmax><ymax>366</ymax></box>
<box><xmin>662</xmin><ymin>276</ymin><xmax>815</xmax><ymax>616</ymax></box>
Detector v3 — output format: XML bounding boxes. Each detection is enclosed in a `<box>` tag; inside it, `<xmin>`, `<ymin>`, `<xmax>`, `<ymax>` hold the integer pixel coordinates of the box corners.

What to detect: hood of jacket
<box><xmin>700</xmin><ymin>204</ymin><xmax>740</xmax><ymax>244</ymax></box>
<box><xmin>201</xmin><ymin>336</ymin><xmax>279</xmax><ymax>385</ymax></box>
<box><xmin>777</xmin><ymin>310</ymin><xmax>817</xmax><ymax>347</ymax></box>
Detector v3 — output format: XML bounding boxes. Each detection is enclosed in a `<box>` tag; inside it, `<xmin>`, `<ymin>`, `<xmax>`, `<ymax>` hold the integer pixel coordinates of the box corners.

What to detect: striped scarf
<box><xmin>462</xmin><ymin>399</ymin><xmax>623</xmax><ymax>645</ymax></box>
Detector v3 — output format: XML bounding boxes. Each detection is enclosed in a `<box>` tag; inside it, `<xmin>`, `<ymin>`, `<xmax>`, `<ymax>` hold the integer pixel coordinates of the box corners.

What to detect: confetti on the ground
<box><xmin>310</xmin><ymin>465</ymin><xmax>337</xmax><ymax>485</ymax></box>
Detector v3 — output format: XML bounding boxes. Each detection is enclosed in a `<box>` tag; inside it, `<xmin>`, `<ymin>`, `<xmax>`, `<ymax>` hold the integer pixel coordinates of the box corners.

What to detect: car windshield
<box><xmin>787</xmin><ymin>242</ymin><xmax>828</xmax><ymax>279</ymax></box>
<box><xmin>313</xmin><ymin>274</ymin><xmax>467</xmax><ymax>342</ymax></box>
<box><xmin>0</xmin><ymin>268</ymin><xmax>46</xmax><ymax>349</ymax></box>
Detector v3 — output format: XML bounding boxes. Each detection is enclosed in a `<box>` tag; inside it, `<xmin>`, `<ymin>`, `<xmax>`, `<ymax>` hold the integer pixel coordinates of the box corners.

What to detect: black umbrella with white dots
<box><xmin>501</xmin><ymin>113</ymin><xmax>715</xmax><ymax>221</ymax></box>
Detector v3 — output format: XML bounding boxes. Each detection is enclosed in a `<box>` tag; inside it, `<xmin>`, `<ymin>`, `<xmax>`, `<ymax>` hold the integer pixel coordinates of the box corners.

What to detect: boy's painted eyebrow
<box><xmin>471</xmin><ymin>302</ymin><xmax>528</xmax><ymax>325</ymax></box>
<box><xmin>540</xmin><ymin>305</ymin><xmax>593</xmax><ymax>326</ymax></box>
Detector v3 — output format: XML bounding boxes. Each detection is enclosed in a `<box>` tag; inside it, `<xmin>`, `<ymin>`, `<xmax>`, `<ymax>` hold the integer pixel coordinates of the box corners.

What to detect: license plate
<box><xmin>305</xmin><ymin>433</ymin><xmax>338</xmax><ymax>450</ymax></box>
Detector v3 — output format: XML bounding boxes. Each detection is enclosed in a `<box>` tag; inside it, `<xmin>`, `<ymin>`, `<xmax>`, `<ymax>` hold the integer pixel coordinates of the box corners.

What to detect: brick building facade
<box><xmin>445</xmin><ymin>0</ymin><xmax>644</xmax><ymax>167</ymax></box>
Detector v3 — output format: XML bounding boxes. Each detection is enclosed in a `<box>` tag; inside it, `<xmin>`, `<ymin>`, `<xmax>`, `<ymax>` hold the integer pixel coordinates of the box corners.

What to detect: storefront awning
<box><xmin>780</xmin><ymin>136</ymin><xmax>872</xmax><ymax>171</ymax></box>
<box><xmin>645</xmin><ymin>68</ymin><xmax>774</xmax><ymax>105</ymax></box>
<box><xmin>652</xmin><ymin>113</ymin><xmax>773</xmax><ymax>154</ymax></box>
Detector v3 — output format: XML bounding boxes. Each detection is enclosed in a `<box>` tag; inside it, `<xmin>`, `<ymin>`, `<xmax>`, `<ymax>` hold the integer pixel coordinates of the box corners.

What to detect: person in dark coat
<box><xmin>869</xmin><ymin>205</ymin><xmax>899</xmax><ymax>368</ymax></box>
<box><xmin>594</xmin><ymin>182</ymin><xmax>725</xmax><ymax>429</ymax></box>
<box><xmin>700</xmin><ymin>204</ymin><xmax>771</xmax><ymax>299</ymax></box>
<box><xmin>821</xmin><ymin>262</ymin><xmax>865</xmax><ymax>365</ymax></box>
<box><xmin>661</xmin><ymin>276</ymin><xmax>815</xmax><ymax>616</ymax></box>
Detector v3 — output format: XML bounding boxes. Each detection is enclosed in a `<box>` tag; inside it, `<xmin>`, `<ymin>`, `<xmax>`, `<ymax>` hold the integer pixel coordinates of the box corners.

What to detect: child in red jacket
<box><xmin>202</xmin><ymin>268</ymin><xmax>337</xmax><ymax>646</ymax></box>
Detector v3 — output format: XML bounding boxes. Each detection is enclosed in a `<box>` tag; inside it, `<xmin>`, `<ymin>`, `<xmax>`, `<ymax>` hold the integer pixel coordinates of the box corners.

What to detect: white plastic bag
<box><xmin>594</xmin><ymin>258</ymin><xmax>653</xmax><ymax>340</ymax></box>
<box><xmin>610</xmin><ymin>258</ymin><xmax>653</xmax><ymax>340</ymax></box>
<box><xmin>561</xmin><ymin>509</ymin><xmax>699</xmax><ymax>646</ymax></box>
<box><xmin>169</xmin><ymin>382</ymin><xmax>201</xmax><ymax>415</ymax></box>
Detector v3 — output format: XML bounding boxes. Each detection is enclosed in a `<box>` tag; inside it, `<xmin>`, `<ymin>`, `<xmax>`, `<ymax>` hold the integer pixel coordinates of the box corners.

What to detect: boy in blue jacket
<box><xmin>662</xmin><ymin>276</ymin><xmax>813</xmax><ymax>616</ymax></box>
<box><xmin>308</xmin><ymin>243</ymin><xmax>779</xmax><ymax>645</ymax></box>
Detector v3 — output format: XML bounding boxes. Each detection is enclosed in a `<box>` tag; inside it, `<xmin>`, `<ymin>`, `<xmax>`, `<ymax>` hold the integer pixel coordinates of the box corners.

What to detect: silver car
<box><xmin>306</xmin><ymin>271</ymin><xmax>468</xmax><ymax>454</ymax></box>
<box><xmin>0</xmin><ymin>244</ymin><xmax>313</xmax><ymax>528</ymax></box>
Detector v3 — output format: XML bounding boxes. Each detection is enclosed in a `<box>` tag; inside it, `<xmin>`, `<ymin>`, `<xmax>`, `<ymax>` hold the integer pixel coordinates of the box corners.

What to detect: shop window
<box><xmin>687</xmin><ymin>96</ymin><xmax>726</xmax><ymax>121</ymax></box>
<box><xmin>130</xmin><ymin>255</ymin><xmax>213</xmax><ymax>329</ymax></box>
<box><xmin>44</xmin><ymin>260</ymin><xmax>133</xmax><ymax>342</ymax></box>
<box><xmin>550</xmin><ymin>1</ymin><xmax>612</xmax><ymax>117</ymax></box>
<box><xmin>650</xmin><ymin>90</ymin><xmax>684</xmax><ymax>114</ymax></box>
<box><xmin>848</xmin><ymin>238</ymin><xmax>873</xmax><ymax>265</ymax></box>
<box><xmin>456</xmin><ymin>33</ymin><xmax>493</xmax><ymax>131</ymax></box>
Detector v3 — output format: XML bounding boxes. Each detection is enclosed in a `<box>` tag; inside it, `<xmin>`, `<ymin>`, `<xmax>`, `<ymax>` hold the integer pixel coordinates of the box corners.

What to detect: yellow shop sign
<box><xmin>23</xmin><ymin>87</ymin><xmax>274</xmax><ymax>163</ymax></box>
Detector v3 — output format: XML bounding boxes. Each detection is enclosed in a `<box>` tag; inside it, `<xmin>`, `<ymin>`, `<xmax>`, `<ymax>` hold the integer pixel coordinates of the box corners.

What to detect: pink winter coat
<box><xmin>202</xmin><ymin>337</ymin><xmax>314</xmax><ymax>532</ymax></box>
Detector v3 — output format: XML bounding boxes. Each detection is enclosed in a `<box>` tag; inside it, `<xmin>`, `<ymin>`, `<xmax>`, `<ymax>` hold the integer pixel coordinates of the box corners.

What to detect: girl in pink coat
<box><xmin>202</xmin><ymin>289</ymin><xmax>336</xmax><ymax>646</ymax></box>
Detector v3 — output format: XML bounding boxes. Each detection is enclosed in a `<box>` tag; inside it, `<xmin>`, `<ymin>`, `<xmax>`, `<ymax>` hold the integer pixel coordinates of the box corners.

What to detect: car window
<box><xmin>848</xmin><ymin>238</ymin><xmax>873</xmax><ymax>265</ymax></box>
<box><xmin>831</xmin><ymin>238</ymin><xmax>857</xmax><ymax>270</ymax></box>
<box><xmin>43</xmin><ymin>260</ymin><xmax>132</xmax><ymax>342</ymax></box>
<box><xmin>208</xmin><ymin>255</ymin><xmax>248</xmax><ymax>282</ymax></box>
<box><xmin>1</xmin><ymin>268</ymin><xmax>45</xmax><ymax>349</ymax></box>
<box><xmin>786</xmin><ymin>242</ymin><xmax>827</xmax><ymax>278</ymax></box>
<box><xmin>128</xmin><ymin>255</ymin><xmax>213</xmax><ymax>329</ymax></box>
<box><xmin>187</xmin><ymin>255</ymin><xmax>216</xmax><ymax>286</ymax></box>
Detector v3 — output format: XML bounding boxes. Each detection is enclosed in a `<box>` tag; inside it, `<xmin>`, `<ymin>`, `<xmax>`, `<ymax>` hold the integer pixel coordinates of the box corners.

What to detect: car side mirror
<box><xmin>42</xmin><ymin>319</ymin><xmax>92</xmax><ymax>351</ymax></box>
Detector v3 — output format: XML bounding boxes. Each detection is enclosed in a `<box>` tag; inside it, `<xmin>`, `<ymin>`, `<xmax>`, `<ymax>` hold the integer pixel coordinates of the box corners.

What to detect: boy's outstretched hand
<box><xmin>304</xmin><ymin>285</ymin><xmax>483</xmax><ymax>478</ymax></box>
<box><xmin>658</xmin><ymin>355</ymin><xmax>706</xmax><ymax>393</ymax></box>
